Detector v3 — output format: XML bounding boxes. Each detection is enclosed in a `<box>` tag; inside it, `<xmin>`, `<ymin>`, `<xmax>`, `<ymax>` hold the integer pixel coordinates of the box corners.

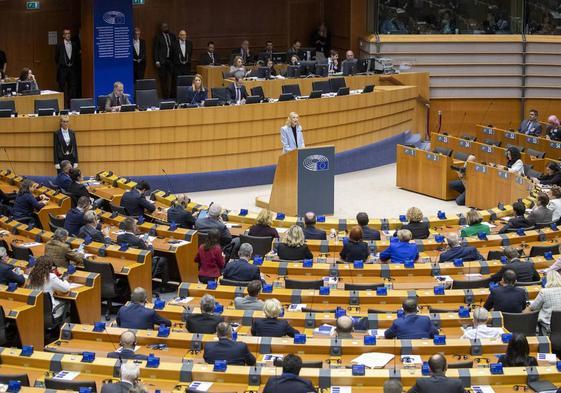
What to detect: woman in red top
<box><xmin>195</xmin><ymin>228</ymin><xmax>225</xmax><ymax>283</ymax></box>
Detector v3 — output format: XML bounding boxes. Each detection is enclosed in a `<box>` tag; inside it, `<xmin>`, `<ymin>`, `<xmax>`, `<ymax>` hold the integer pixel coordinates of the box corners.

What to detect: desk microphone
<box><xmin>161</xmin><ymin>168</ymin><xmax>177</xmax><ymax>197</ymax></box>
<box><xmin>458</xmin><ymin>112</ymin><xmax>468</xmax><ymax>135</ymax></box>
<box><xmin>2</xmin><ymin>147</ymin><xmax>15</xmax><ymax>175</ymax></box>
<box><xmin>480</xmin><ymin>100</ymin><xmax>494</xmax><ymax>126</ymax></box>
<box><xmin>437</xmin><ymin>110</ymin><xmax>442</xmax><ymax>134</ymax></box>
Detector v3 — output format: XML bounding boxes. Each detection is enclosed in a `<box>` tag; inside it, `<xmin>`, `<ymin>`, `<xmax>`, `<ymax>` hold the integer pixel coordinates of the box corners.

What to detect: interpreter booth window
<box><xmin>526</xmin><ymin>0</ymin><xmax>561</xmax><ymax>34</ymax></box>
<box><xmin>372</xmin><ymin>0</ymin><xmax>524</xmax><ymax>34</ymax></box>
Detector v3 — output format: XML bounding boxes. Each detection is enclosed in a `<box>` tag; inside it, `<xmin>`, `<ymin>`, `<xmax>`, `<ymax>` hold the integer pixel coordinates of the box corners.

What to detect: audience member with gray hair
<box><xmin>336</xmin><ymin>315</ymin><xmax>354</xmax><ymax>339</ymax></box>
<box><xmin>379</xmin><ymin>229</ymin><xmax>419</xmax><ymax>263</ymax></box>
<box><xmin>78</xmin><ymin>210</ymin><xmax>111</xmax><ymax>244</ymax></box>
<box><xmin>222</xmin><ymin>242</ymin><xmax>264</xmax><ymax>283</ymax></box>
<box><xmin>438</xmin><ymin>232</ymin><xmax>484</xmax><ymax>263</ymax></box>
<box><xmin>384</xmin><ymin>380</ymin><xmax>404</xmax><ymax>393</ymax></box>
<box><xmin>116</xmin><ymin>287</ymin><xmax>171</xmax><ymax>329</ymax></box>
<box><xmin>44</xmin><ymin>227</ymin><xmax>82</xmax><ymax>267</ymax></box>
<box><xmin>461</xmin><ymin>307</ymin><xmax>503</xmax><ymax>339</ymax></box>
<box><xmin>183</xmin><ymin>293</ymin><xmax>224</xmax><ymax>334</ymax></box>
<box><xmin>203</xmin><ymin>321</ymin><xmax>256</xmax><ymax>365</ymax></box>
<box><xmin>101</xmin><ymin>363</ymin><xmax>140</xmax><ymax>393</ymax></box>
<box><xmin>251</xmin><ymin>298</ymin><xmax>299</xmax><ymax>337</ymax></box>
<box><xmin>489</xmin><ymin>246</ymin><xmax>540</xmax><ymax>283</ymax></box>
<box><xmin>195</xmin><ymin>203</ymin><xmax>232</xmax><ymax>247</ymax></box>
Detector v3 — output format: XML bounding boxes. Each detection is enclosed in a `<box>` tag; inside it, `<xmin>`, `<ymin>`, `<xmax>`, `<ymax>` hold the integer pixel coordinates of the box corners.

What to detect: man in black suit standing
<box><xmin>55</xmin><ymin>29</ymin><xmax>80</xmax><ymax>108</ymax></box>
<box><xmin>203</xmin><ymin>321</ymin><xmax>256</xmax><ymax>365</ymax></box>
<box><xmin>199</xmin><ymin>41</ymin><xmax>218</xmax><ymax>66</ymax></box>
<box><xmin>407</xmin><ymin>353</ymin><xmax>467</xmax><ymax>393</ymax></box>
<box><xmin>153</xmin><ymin>22</ymin><xmax>175</xmax><ymax>99</ymax></box>
<box><xmin>132</xmin><ymin>27</ymin><xmax>146</xmax><ymax>82</ymax></box>
<box><xmin>262</xmin><ymin>354</ymin><xmax>317</xmax><ymax>393</ymax></box>
<box><xmin>172</xmin><ymin>29</ymin><xmax>193</xmax><ymax>98</ymax></box>
<box><xmin>303</xmin><ymin>212</ymin><xmax>327</xmax><ymax>240</ymax></box>
<box><xmin>107</xmin><ymin>330</ymin><xmax>148</xmax><ymax>361</ymax></box>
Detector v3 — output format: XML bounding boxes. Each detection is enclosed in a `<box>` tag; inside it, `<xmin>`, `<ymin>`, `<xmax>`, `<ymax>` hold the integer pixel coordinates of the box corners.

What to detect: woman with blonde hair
<box><xmin>251</xmin><ymin>298</ymin><xmax>299</xmax><ymax>337</ymax></box>
<box><xmin>248</xmin><ymin>209</ymin><xmax>279</xmax><ymax>239</ymax></box>
<box><xmin>460</xmin><ymin>209</ymin><xmax>490</xmax><ymax>237</ymax></box>
<box><xmin>394</xmin><ymin>206</ymin><xmax>429</xmax><ymax>239</ymax></box>
<box><xmin>529</xmin><ymin>270</ymin><xmax>561</xmax><ymax>334</ymax></box>
<box><xmin>185</xmin><ymin>73</ymin><xmax>207</xmax><ymax>105</ymax></box>
<box><xmin>280</xmin><ymin>112</ymin><xmax>305</xmax><ymax>153</ymax></box>
<box><xmin>276</xmin><ymin>225</ymin><xmax>313</xmax><ymax>260</ymax></box>
<box><xmin>229</xmin><ymin>56</ymin><xmax>246</xmax><ymax>79</ymax></box>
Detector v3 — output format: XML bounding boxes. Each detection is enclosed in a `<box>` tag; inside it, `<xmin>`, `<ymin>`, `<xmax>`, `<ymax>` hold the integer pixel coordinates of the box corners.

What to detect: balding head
<box><xmin>120</xmin><ymin>330</ymin><xmax>137</xmax><ymax>349</ymax></box>
<box><xmin>216</xmin><ymin>321</ymin><xmax>232</xmax><ymax>339</ymax></box>
<box><xmin>131</xmin><ymin>287</ymin><xmax>147</xmax><ymax>304</ymax></box>
<box><xmin>383</xmin><ymin>380</ymin><xmax>403</xmax><ymax>393</ymax></box>
<box><xmin>467</xmin><ymin>155</ymin><xmax>476</xmax><ymax>162</ymax></box>
<box><xmin>428</xmin><ymin>353</ymin><xmax>447</xmax><ymax>374</ymax></box>
<box><xmin>304</xmin><ymin>212</ymin><xmax>317</xmax><ymax>226</ymax></box>
<box><xmin>402</xmin><ymin>297</ymin><xmax>418</xmax><ymax>314</ymax></box>
<box><xmin>336</xmin><ymin>316</ymin><xmax>353</xmax><ymax>335</ymax></box>
<box><xmin>446</xmin><ymin>232</ymin><xmax>461</xmax><ymax>248</ymax></box>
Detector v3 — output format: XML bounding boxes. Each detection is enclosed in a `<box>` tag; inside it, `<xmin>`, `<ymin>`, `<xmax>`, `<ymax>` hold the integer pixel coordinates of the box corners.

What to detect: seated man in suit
<box><xmin>79</xmin><ymin>210</ymin><xmax>112</xmax><ymax>244</ymax></box>
<box><xmin>203</xmin><ymin>321</ymin><xmax>256</xmax><ymax>365</ymax></box>
<box><xmin>439</xmin><ymin>232</ymin><xmax>484</xmax><ymax>263</ymax></box>
<box><xmin>484</xmin><ymin>269</ymin><xmax>528</xmax><ymax>313</ymax></box>
<box><xmin>518</xmin><ymin>108</ymin><xmax>542</xmax><ymax>136</ymax></box>
<box><xmin>263</xmin><ymin>354</ymin><xmax>317</xmax><ymax>393</ymax></box>
<box><xmin>498</xmin><ymin>201</ymin><xmax>533</xmax><ymax>233</ymax></box>
<box><xmin>407</xmin><ymin>353</ymin><xmax>467</xmax><ymax>393</ymax></box>
<box><xmin>183</xmin><ymin>294</ymin><xmax>224</xmax><ymax>334</ymax></box>
<box><xmin>107</xmin><ymin>330</ymin><xmax>148</xmax><ymax>360</ymax></box>
<box><xmin>226</xmin><ymin>76</ymin><xmax>248</xmax><ymax>104</ymax></box>
<box><xmin>303</xmin><ymin>212</ymin><xmax>327</xmax><ymax>240</ymax></box>
<box><xmin>167</xmin><ymin>197</ymin><xmax>195</xmax><ymax>229</ymax></box>
<box><xmin>199</xmin><ymin>41</ymin><xmax>219</xmax><ymax>66</ymax></box>
<box><xmin>0</xmin><ymin>247</ymin><xmax>24</xmax><ymax>286</ymax></box>
<box><xmin>461</xmin><ymin>307</ymin><xmax>503</xmax><ymax>339</ymax></box>
<box><xmin>100</xmin><ymin>363</ymin><xmax>140</xmax><ymax>393</ymax></box>
<box><xmin>234</xmin><ymin>280</ymin><xmax>264</xmax><ymax>311</ymax></box>
<box><xmin>489</xmin><ymin>246</ymin><xmax>540</xmax><ymax>283</ymax></box>
<box><xmin>105</xmin><ymin>81</ymin><xmax>131</xmax><ymax>112</ymax></box>
<box><xmin>116</xmin><ymin>217</ymin><xmax>171</xmax><ymax>292</ymax></box>
<box><xmin>356</xmin><ymin>212</ymin><xmax>380</xmax><ymax>241</ymax></box>
<box><xmin>385</xmin><ymin>298</ymin><xmax>439</xmax><ymax>339</ymax></box>
<box><xmin>64</xmin><ymin>196</ymin><xmax>91</xmax><ymax>236</ymax></box>
<box><xmin>120</xmin><ymin>180</ymin><xmax>155</xmax><ymax>217</ymax></box>
<box><xmin>116</xmin><ymin>287</ymin><xmax>171</xmax><ymax>329</ymax></box>
<box><xmin>336</xmin><ymin>315</ymin><xmax>354</xmax><ymax>339</ymax></box>
<box><xmin>195</xmin><ymin>204</ymin><xmax>233</xmax><ymax>249</ymax></box>
<box><xmin>54</xmin><ymin>160</ymin><xmax>72</xmax><ymax>190</ymax></box>
<box><xmin>384</xmin><ymin>380</ymin><xmax>403</xmax><ymax>393</ymax></box>
<box><xmin>222</xmin><ymin>243</ymin><xmax>263</xmax><ymax>282</ymax></box>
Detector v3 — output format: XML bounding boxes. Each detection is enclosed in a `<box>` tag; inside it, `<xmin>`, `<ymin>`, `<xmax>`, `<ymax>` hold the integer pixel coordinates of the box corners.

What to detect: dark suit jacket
<box><xmin>116</xmin><ymin>303</ymin><xmax>171</xmax><ymax>329</ymax></box>
<box><xmin>396</xmin><ymin>222</ymin><xmax>430</xmax><ymax>239</ymax></box>
<box><xmin>226</xmin><ymin>83</ymin><xmax>248</xmax><ymax>102</ymax></box>
<box><xmin>223</xmin><ymin>259</ymin><xmax>261</xmax><ymax>282</ymax></box>
<box><xmin>384</xmin><ymin>314</ymin><xmax>439</xmax><ymax>339</ymax></box>
<box><xmin>539</xmin><ymin>172</ymin><xmax>561</xmax><ymax>187</ymax></box>
<box><xmin>167</xmin><ymin>204</ymin><xmax>195</xmax><ymax>229</ymax></box>
<box><xmin>489</xmin><ymin>259</ymin><xmax>540</xmax><ymax>283</ymax></box>
<box><xmin>199</xmin><ymin>52</ymin><xmax>219</xmax><ymax>66</ymax></box>
<box><xmin>153</xmin><ymin>32</ymin><xmax>176</xmax><ymax>64</ymax></box>
<box><xmin>12</xmin><ymin>192</ymin><xmax>44</xmax><ymax>220</ymax></box>
<box><xmin>361</xmin><ymin>225</ymin><xmax>381</xmax><ymax>241</ymax></box>
<box><xmin>303</xmin><ymin>225</ymin><xmax>327</xmax><ymax>240</ymax></box>
<box><xmin>105</xmin><ymin>92</ymin><xmax>131</xmax><ymax>112</ymax></box>
<box><xmin>184</xmin><ymin>87</ymin><xmax>208</xmax><ymax>105</ymax></box>
<box><xmin>107</xmin><ymin>348</ymin><xmax>148</xmax><ymax>361</ymax></box>
<box><xmin>54</xmin><ymin>40</ymin><xmax>80</xmax><ymax>69</ymax></box>
<box><xmin>0</xmin><ymin>263</ymin><xmax>25</xmax><ymax>286</ymax></box>
<box><xmin>64</xmin><ymin>207</ymin><xmax>84</xmax><ymax>236</ymax></box>
<box><xmin>79</xmin><ymin>224</ymin><xmax>110</xmax><ymax>244</ymax></box>
<box><xmin>54</xmin><ymin>171</ymin><xmax>72</xmax><ymax>190</ymax></box>
<box><xmin>120</xmin><ymin>188</ymin><xmax>155</xmax><ymax>217</ymax></box>
<box><xmin>116</xmin><ymin>232</ymin><xmax>148</xmax><ymax>250</ymax></box>
<box><xmin>133</xmin><ymin>38</ymin><xmax>146</xmax><ymax>65</ymax></box>
<box><xmin>54</xmin><ymin>130</ymin><xmax>78</xmax><ymax>165</ymax></box>
<box><xmin>407</xmin><ymin>374</ymin><xmax>466</xmax><ymax>393</ymax></box>
<box><xmin>276</xmin><ymin>244</ymin><xmax>313</xmax><ymax>261</ymax></box>
<box><xmin>263</xmin><ymin>373</ymin><xmax>317</xmax><ymax>393</ymax></box>
<box><xmin>100</xmin><ymin>381</ymin><xmax>134</xmax><ymax>393</ymax></box>
<box><xmin>195</xmin><ymin>217</ymin><xmax>232</xmax><ymax>248</ymax></box>
<box><xmin>340</xmin><ymin>240</ymin><xmax>369</xmax><ymax>262</ymax></box>
<box><xmin>184</xmin><ymin>312</ymin><xmax>224</xmax><ymax>334</ymax></box>
<box><xmin>484</xmin><ymin>285</ymin><xmax>527</xmax><ymax>313</ymax></box>
<box><xmin>519</xmin><ymin>119</ymin><xmax>542</xmax><ymax>136</ymax></box>
<box><xmin>499</xmin><ymin>215</ymin><xmax>533</xmax><ymax>233</ymax></box>
<box><xmin>68</xmin><ymin>181</ymin><xmax>90</xmax><ymax>205</ymax></box>
<box><xmin>172</xmin><ymin>40</ymin><xmax>193</xmax><ymax>67</ymax></box>
<box><xmin>203</xmin><ymin>337</ymin><xmax>256</xmax><ymax>365</ymax></box>
<box><xmin>439</xmin><ymin>245</ymin><xmax>484</xmax><ymax>263</ymax></box>
<box><xmin>251</xmin><ymin>318</ymin><xmax>299</xmax><ymax>337</ymax></box>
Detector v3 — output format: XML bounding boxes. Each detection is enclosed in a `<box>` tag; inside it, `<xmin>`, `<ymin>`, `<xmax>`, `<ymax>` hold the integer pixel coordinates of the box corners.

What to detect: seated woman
<box><xmin>16</xmin><ymin>67</ymin><xmax>39</xmax><ymax>92</ymax></box>
<box><xmin>44</xmin><ymin>228</ymin><xmax>82</xmax><ymax>268</ymax></box>
<box><xmin>527</xmin><ymin>192</ymin><xmax>553</xmax><ymax>225</ymax></box>
<box><xmin>529</xmin><ymin>270</ymin><xmax>561</xmax><ymax>334</ymax></box>
<box><xmin>538</xmin><ymin>162</ymin><xmax>561</xmax><ymax>187</ymax></box>
<box><xmin>548</xmin><ymin>186</ymin><xmax>561</xmax><ymax>223</ymax></box>
<box><xmin>229</xmin><ymin>56</ymin><xmax>246</xmax><ymax>79</ymax></box>
<box><xmin>265</xmin><ymin>58</ymin><xmax>277</xmax><ymax>76</ymax></box>
<box><xmin>248</xmin><ymin>209</ymin><xmax>279</xmax><ymax>239</ymax></box>
<box><xmin>394</xmin><ymin>207</ymin><xmax>430</xmax><ymax>239</ymax></box>
<box><xmin>499</xmin><ymin>201</ymin><xmax>532</xmax><ymax>233</ymax></box>
<box><xmin>340</xmin><ymin>226</ymin><xmax>368</xmax><ymax>262</ymax></box>
<box><xmin>195</xmin><ymin>229</ymin><xmax>224</xmax><ymax>284</ymax></box>
<box><xmin>497</xmin><ymin>332</ymin><xmax>538</xmax><ymax>367</ymax></box>
<box><xmin>546</xmin><ymin>115</ymin><xmax>561</xmax><ymax>141</ymax></box>
<box><xmin>379</xmin><ymin>229</ymin><xmax>419</xmax><ymax>263</ymax></box>
<box><xmin>27</xmin><ymin>255</ymin><xmax>71</xmax><ymax>318</ymax></box>
<box><xmin>460</xmin><ymin>209</ymin><xmax>490</xmax><ymax>238</ymax></box>
<box><xmin>12</xmin><ymin>179</ymin><xmax>48</xmax><ymax>224</ymax></box>
<box><xmin>276</xmin><ymin>225</ymin><xmax>313</xmax><ymax>261</ymax></box>
<box><xmin>67</xmin><ymin>168</ymin><xmax>90</xmax><ymax>206</ymax></box>
<box><xmin>506</xmin><ymin>146</ymin><xmax>525</xmax><ymax>176</ymax></box>
<box><xmin>185</xmin><ymin>74</ymin><xmax>207</xmax><ymax>105</ymax></box>
<box><xmin>251</xmin><ymin>298</ymin><xmax>299</xmax><ymax>337</ymax></box>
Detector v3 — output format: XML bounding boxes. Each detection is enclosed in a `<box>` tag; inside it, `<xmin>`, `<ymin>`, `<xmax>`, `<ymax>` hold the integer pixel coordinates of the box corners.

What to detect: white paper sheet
<box><xmin>352</xmin><ymin>352</ymin><xmax>394</xmax><ymax>368</ymax></box>
<box><xmin>188</xmin><ymin>381</ymin><xmax>213</xmax><ymax>391</ymax></box>
<box><xmin>53</xmin><ymin>371</ymin><xmax>80</xmax><ymax>380</ymax></box>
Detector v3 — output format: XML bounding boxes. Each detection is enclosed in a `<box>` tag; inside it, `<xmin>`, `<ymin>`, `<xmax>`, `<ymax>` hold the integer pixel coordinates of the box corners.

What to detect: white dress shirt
<box><xmin>461</xmin><ymin>325</ymin><xmax>504</xmax><ymax>339</ymax></box>
<box><xmin>64</xmin><ymin>40</ymin><xmax>72</xmax><ymax>59</ymax></box>
<box><xmin>508</xmin><ymin>159</ymin><xmax>525</xmax><ymax>176</ymax></box>
<box><xmin>180</xmin><ymin>40</ymin><xmax>186</xmax><ymax>57</ymax></box>
<box><xmin>61</xmin><ymin>128</ymin><xmax>71</xmax><ymax>145</ymax></box>
<box><xmin>133</xmin><ymin>39</ymin><xmax>140</xmax><ymax>56</ymax></box>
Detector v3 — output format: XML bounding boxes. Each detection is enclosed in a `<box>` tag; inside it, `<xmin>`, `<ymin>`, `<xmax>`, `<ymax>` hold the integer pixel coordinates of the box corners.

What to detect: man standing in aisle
<box><xmin>55</xmin><ymin>29</ymin><xmax>81</xmax><ymax>108</ymax></box>
<box><xmin>153</xmin><ymin>22</ymin><xmax>175</xmax><ymax>99</ymax></box>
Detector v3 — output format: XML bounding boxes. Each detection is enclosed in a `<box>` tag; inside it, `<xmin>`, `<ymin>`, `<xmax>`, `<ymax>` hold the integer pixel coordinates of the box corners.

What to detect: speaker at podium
<box><xmin>263</xmin><ymin>146</ymin><xmax>335</xmax><ymax>216</ymax></box>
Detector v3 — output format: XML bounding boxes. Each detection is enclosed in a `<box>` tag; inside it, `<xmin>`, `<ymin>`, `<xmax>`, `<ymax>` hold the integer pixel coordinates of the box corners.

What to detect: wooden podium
<box><xmin>267</xmin><ymin>146</ymin><xmax>335</xmax><ymax>216</ymax></box>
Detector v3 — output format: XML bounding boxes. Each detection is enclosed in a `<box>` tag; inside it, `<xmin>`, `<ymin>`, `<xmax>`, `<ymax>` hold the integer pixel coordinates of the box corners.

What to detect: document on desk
<box><xmin>288</xmin><ymin>304</ymin><xmax>307</xmax><ymax>311</ymax></box>
<box><xmin>225</xmin><ymin>223</ymin><xmax>242</xmax><ymax>228</ymax></box>
<box><xmin>471</xmin><ymin>386</ymin><xmax>495</xmax><ymax>393</ymax></box>
<box><xmin>172</xmin><ymin>297</ymin><xmax>194</xmax><ymax>305</ymax></box>
<box><xmin>53</xmin><ymin>371</ymin><xmax>80</xmax><ymax>380</ymax></box>
<box><xmin>351</xmin><ymin>352</ymin><xmax>394</xmax><ymax>368</ymax></box>
<box><xmin>189</xmin><ymin>382</ymin><xmax>213</xmax><ymax>392</ymax></box>
<box><xmin>20</xmin><ymin>242</ymin><xmax>41</xmax><ymax>248</ymax></box>
<box><xmin>331</xmin><ymin>387</ymin><xmax>352</xmax><ymax>393</ymax></box>
<box><xmin>116</xmin><ymin>345</ymin><xmax>140</xmax><ymax>352</ymax></box>
<box><xmin>68</xmin><ymin>283</ymin><xmax>82</xmax><ymax>289</ymax></box>
<box><xmin>262</xmin><ymin>354</ymin><xmax>284</xmax><ymax>361</ymax></box>
<box><xmin>368</xmin><ymin>329</ymin><xmax>387</xmax><ymax>338</ymax></box>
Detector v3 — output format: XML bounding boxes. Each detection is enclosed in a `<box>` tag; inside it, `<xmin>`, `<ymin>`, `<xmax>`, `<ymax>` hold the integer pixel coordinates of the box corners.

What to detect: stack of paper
<box><xmin>68</xmin><ymin>283</ymin><xmax>82</xmax><ymax>289</ymax></box>
<box><xmin>351</xmin><ymin>352</ymin><xmax>394</xmax><ymax>368</ymax></box>
<box><xmin>53</xmin><ymin>371</ymin><xmax>80</xmax><ymax>380</ymax></box>
<box><xmin>314</xmin><ymin>324</ymin><xmax>336</xmax><ymax>336</ymax></box>
<box><xmin>288</xmin><ymin>304</ymin><xmax>307</xmax><ymax>311</ymax></box>
<box><xmin>21</xmin><ymin>242</ymin><xmax>41</xmax><ymax>248</ymax></box>
<box><xmin>172</xmin><ymin>297</ymin><xmax>193</xmax><ymax>305</ymax></box>
<box><xmin>537</xmin><ymin>353</ymin><xmax>558</xmax><ymax>363</ymax></box>
<box><xmin>189</xmin><ymin>382</ymin><xmax>213</xmax><ymax>392</ymax></box>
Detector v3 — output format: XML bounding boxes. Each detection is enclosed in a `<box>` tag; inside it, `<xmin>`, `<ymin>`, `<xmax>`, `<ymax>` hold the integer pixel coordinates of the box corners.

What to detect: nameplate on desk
<box><xmin>459</xmin><ymin>140</ymin><xmax>471</xmax><ymax>148</ymax></box>
<box><xmin>480</xmin><ymin>145</ymin><xmax>492</xmax><ymax>153</ymax></box>
<box><xmin>497</xmin><ymin>171</ymin><xmax>508</xmax><ymax>179</ymax></box>
<box><xmin>527</xmin><ymin>136</ymin><xmax>538</xmax><ymax>144</ymax></box>
<box><xmin>550</xmin><ymin>141</ymin><xmax>561</xmax><ymax>150</ymax></box>
<box><xmin>483</xmin><ymin>127</ymin><xmax>494</xmax><ymax>135</ymax></box>
<box><xmin>403</xmin><ymin>148</ymin><xmax>416</xmax><ymax>157</ymax></box>
<box><xmin>437</xmin><ymin>135</ymin><xmax>448</xmax><ymax>143</ymax></box>
<box><xmin>425</xmin><ymin>152</ymin><xmax>438</xmax><ymax>161</ymax></box>
<box><xmin>505</xmin><ymin>132</ymin><xmax>515</xmax><ymax>139</ymax></box>
<box><xmin>474</xmin><ymin>165</ymin><xmax>487</xmax><ymax>173</ymax></box>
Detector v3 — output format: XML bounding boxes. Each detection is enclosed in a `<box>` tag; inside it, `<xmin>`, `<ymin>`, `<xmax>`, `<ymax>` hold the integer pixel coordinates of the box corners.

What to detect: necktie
<box><xmin>117</xmin><ymin>96</ymin><xmax>120</xmax><ymax>106</ymax></box>
<box><xmin>164</xmin><ymin>33</ymin><xmax>170</xmax><ymax>58</ymax></box>
<box><xmin>236</xmin><ymin>87</ymin><xmax>241</xmax><ymax>102</ymax></box>
<box><xmin>527</xmin><ymin>122</ymin><xmax>532</xmax><ymax>134</ymax></box>
<box><xmin>210</xmin><ymin>53</ymin><xmax>214</xmax><ymax>64</ymax></box>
